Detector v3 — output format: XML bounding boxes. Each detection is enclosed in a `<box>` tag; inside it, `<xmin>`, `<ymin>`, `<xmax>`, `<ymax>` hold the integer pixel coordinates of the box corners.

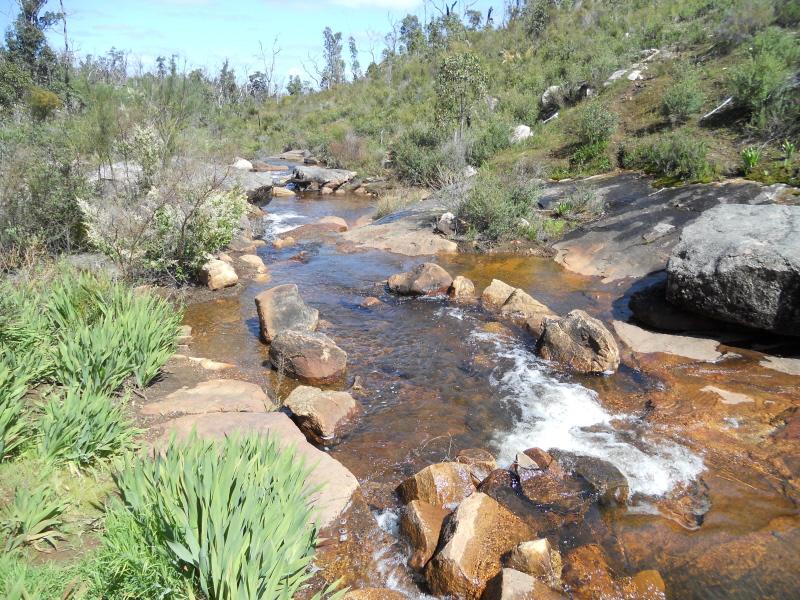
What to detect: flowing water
<box><xmin>184</xmin><ymin>188</ymin><xmax>800</xmax><ymax>599</ymax></box>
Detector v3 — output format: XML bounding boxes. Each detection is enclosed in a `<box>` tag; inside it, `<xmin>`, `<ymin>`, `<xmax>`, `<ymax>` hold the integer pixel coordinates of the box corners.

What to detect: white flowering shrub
<box><xmin>80</xmin><ymin>177</ymin><xmax>247</xmax><ymax>282</ymax></box>
<box><xmin>116</xmin><ymin>124</ymin><xmax>164</xmax><ymax>191</ymax></box>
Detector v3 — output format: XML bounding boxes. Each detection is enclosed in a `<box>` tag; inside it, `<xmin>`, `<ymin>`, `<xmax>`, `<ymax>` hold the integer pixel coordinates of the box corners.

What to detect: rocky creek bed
<box><xmin>137</xmin><ymin>168</ymin><xmax>799</xmax><ymax>600</ymax></box>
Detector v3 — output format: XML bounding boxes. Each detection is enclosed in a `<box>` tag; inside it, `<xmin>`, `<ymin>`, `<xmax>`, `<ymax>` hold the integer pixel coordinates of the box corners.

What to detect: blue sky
<box><xmin>0</xmin><ymin>0</ymin><xmax>497</xmax><ymax>87</ymax></box>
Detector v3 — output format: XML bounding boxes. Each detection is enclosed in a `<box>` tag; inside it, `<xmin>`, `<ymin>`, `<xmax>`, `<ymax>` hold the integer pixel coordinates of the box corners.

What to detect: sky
<box><xmin>0</xmin><ymin>0</ymin><xmax>498</xmax><ymax>87</ymax></box>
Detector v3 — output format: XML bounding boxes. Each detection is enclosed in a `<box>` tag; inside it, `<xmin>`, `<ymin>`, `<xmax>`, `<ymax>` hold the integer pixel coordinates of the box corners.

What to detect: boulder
<box><xmin>273</xmin><ymin>236</ymin><xmax>296</xmax><ymax>249</ymax></box>
<box><xmin>254</xmin><ymin>284</ymin><xmax>319</xmax><ymax>343</ymax></box>
<box><xmin>629</xmin><ymin>275</ymin><xmax>718</xmax><ymax>333</ymax></box>
<box><xmin>291</xmin><ymin>165</ymin><xmax>356</xmax><ymax>191</ymax></box>
<box><xmin>499</xmin><ymin>289</ymin><xmax>554</xmax><ymax>324</ymax></box>
<box><xmin>388</xmin><ymin>263</ymin><xmax>453</xmax><ymax>296</ymax></box>
<box><xmin>511</xmin><ymin>125</ymin><xmax>532</xmax><ymax>144</ymax></box>
<box><xmin>561</xmin><ymin>544</ymin><xmax>621</xmax><ymax>600</ymax></box>
<box><xmin>271</xmin><ymin>186</ymin><xmax>296</xmax><ymax>198</ymax></box>
<box><xmin>269</xmin><ymin>330</ymin><xmax>347</xmax><ymax>384</ymax></box>
<box><xmin>449</xmin><ymin>276</ymin><xmax>476</xmax><ymax>301</ymax></box>
<box><xmin>231</xmin><ymin>157</ymin><xmax>253</xmax><ymax>170</ymax></box>
<box><xmin>483</xmin><ymin>568</ymin><xmax>567</xmax><ymax>600</ymax></box>
<box><xmin>156</xmin><ymin>412</ymin><xmax>358</xmax><ymax>529</ymax></box>
<box><xmin>239</xmin><ymin>254</ymin><xmax>267</xmax><ymax>273</ymax></box>
<box><xmin>554</xmin><ymin>453</ymin><xmax>629</xmax><ymax>505</ymax></box>
<box><xmin>436</xmin><ymin>212</ymin><xmax>457</xmax><ymax>236</ymax></box>
<box><xmin>455</xmin><ymin>448</ymin><xmax>497</xmax><ymax>485</ymax></box>
<box><xmin>666</xmin><ymin>204</ymin><xmax>800</xmax><ymax>336</ymax></box>
<box><xmin>400</xmin><ymin>500</ymin><xmax>449</xmax><ymax>570</ymax></box>
<box><xmin>141</xmin><ymin>379</ymin><xmax>271</xmax><ymax>416</ymax></box>
<box><xmin>284</xmin><ymin>385</ymin><xmax>358</xmax><ymax>444</ymax></box>
<box><xmin>425</xmin><ymin>492</ymin><xmax>535</xmax><ymax>600</ymax></box>
<box><xmin>199</xmin><ymin>259</ymin><xmax>238</xmax><ymax>290</ymax></box>
<box><xmin>537</xmin><ymin>310</ymin><xmax>620</xmax><ymax>374</ymax></box>
<box><xmin>318</xmin><ymin>215</ymin><xmax>349</xmax><ymax>231</ymax></box>
<box><xmin>626</xmin><ymin>570</ymin><xmax>666</xmax><ymax>600</ymax></box>
<box><xmin>342</xmin><ymin>590</ymin><xmax>406</xmax><ymax>600</ymax></box>
<box><xmin>482</xmin><ymin>279</ymin><xmax>516</xmax><ymax>309</ymax></box>
<box><xmin>506</xmin><ymin>539</ymin><xmax>562</xmax><ymax>586</ymax></box>
<box><xmin>397</xmin><ymin>462</ymin><xmax>475</xmax><ymax>510</ymax></box>
<box><xmin>360</xmin><ymin>296</ymin><xmax>384</xmax><ymax>308</ymax></box>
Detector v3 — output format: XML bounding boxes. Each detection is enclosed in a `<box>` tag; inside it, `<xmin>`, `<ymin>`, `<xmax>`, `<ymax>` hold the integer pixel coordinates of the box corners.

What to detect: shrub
<box><xmin>573</xmin><ymin>101</ymin><xmax>618</xmax><ymax>146</ymax></box>
<box><xmin>466</xmin><ymin>116</ymin><xmax>512</xmax><ymax>167</ymax></box>
<box><xmin>114</xmin><ymin>434</ymin><xmax>341</xmax><ymax>600</ymax></box>
<box><xmin>1</xmin><ymin>482</ymin><xmax>68</xmax><ymax>551</ymax></box>
<box><xmin>28</xmin><ymin>87</ymin><xmax>62</xmax><ymax>121</ymax></box>
<box><xmin>80</xmin><ymin>174</ymin><xmax>248</xmax><ymax>282</ymax></box>
<box><xmin>39</xmin><ymin>387</ymin><xmax>138</xmax><ymax>466</ymax></box>
<box><xmin>457</xmin><ymin>170</ymin><xmax>541</xmax><ymax>241</ymax></box>
<box><xmin>623</xmin><ymin>131</ymin><xmax>713</xmax><ymax>182</ymax></box>
<box><xmin>741</xmin><ymin>146</ymin><xmax>763</xmax><ymax>173</ymax></box>
<box><xmin>661</xmin><ymin>69</ymin><xmax>706</xmax><ymax>124</ymax></box>
<box><xmin>716</xmin><ymin>0</ymin><xmax>776</xmax><ymax>48</ymax></box>
<box><xmin>392</xmin><ymin>126</ymin><xmax>464</xmax><ymax>187</ymax></box>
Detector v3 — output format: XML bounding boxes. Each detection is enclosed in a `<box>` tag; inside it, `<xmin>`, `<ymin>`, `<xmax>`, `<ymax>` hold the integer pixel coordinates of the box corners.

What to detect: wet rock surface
<box><xmin>284</xmin><ymin>385</ymin><xmax>359</xmax><ymax>444</ymax></box>
<box><xmin>388</xmin><ymin>263</ymin><xmax>453</xmax><ymax>296</ymax></box>
<box><xmin>141</xmin><ymin>379</ymin><xmax>271</xmax><ymax>415</ymax></box>
<box><xmin>667</xmin><ymin>204</ymin><xmax>800</xmax><ymax>336</ymax></box>
<box><xmin>399</xmin><ymin>499</ymin><xmax>449</xmax><ymax>570</ymax></box>
<box><xmin>397</xmin><ymin>462</ymin><xmax>476</xmax><ymax>509</ymax></box>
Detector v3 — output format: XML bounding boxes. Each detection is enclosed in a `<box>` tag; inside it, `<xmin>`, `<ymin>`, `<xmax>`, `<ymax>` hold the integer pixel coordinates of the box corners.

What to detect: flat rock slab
<box><xmin>613</xmin><ymin>321</ymin><xmax>722</xmax><ymax>361</ymax></box>
<box><xmin>142</xmin><ymin>379</ymin><xmax>271</xmax><ymax>416</ymax></box>
<box><xmin>552</xmin><ymin>173</ymin><xmax>784</xmax><ymax>281</ymax></box>
<box><xmin>760</xmin><ymin>355</ymin><xmax>800</xmax><ymax>376</ymax></box>
<box><xmin>701</xmin><ymin>385</ymin><xmax>754</xmax><ymax>405</ymax></box>
<box><xmin>156</xmin><ymin>412</ymin><xmax>359</xmax><ymax>529</ymax></box>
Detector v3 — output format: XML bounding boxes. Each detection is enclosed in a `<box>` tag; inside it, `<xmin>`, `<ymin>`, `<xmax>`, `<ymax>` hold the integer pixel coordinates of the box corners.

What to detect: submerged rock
<box><xmin>561</xmin><ymin>544</ymin><xmax>620</xmax><ymax>600</ymax></box>
<box><xmin>318</xmin><ymin>215</ymin><xmax>349</xmax><ymax>231</ymax></box>
<box><xmin>199</xmin><ymin>259</ymin><xmax>238</xmax><ymax>290</ymax></box>
<box><xmin>537</xmin><ymin>310</ymin><xmax>620</xmax><ymax>374</ymax></box>
<box><xmin>552</xmin><ymin>452</ymin><xmax>629</xmax><ymax>506</ymax></box>
<box><xmin>425</xmin><ymin>492</ymin><xmax>535</xmax><ymax>600</ymax></box>
<box><xmin>254</xmin><ymin>283</ymin><xmax>319</xmax><ymax>343</ymax></box>
<box><xmin>388</xmin><ymin>263</ymin><xmax>453</xmax><ymax>296</ymax></box>
<box><xmin>506</xmin><ymin>539</ymin><xmax>563</xmax><ymax>586</ymax></box>
<box><xmin>273</xmin><ymin>236</ymin><xmax>296</xmax><ymax>249</ymax></box>
<box><xmin>269</xmin><ymin>330</ymin><xmax>347</xmax><ymax>384</ymax></box>
<box><xmin>284</xmin><ymin>385</ymin><xmax>358</xmax><ymax>444</ymax></box>
<box><xmin>397</xmin><ymin>462</ymin><xmax>475</xmax><ymax>510</ymax></box>
<box><xmin>667</xmin><ymin>204</ymin><xmax>800</xmax><ymax>336</ymax></box>
<box><xmin>400</xmin><ymin>499</ymin><xmax>449</xmax><ymax>570</ymax></box>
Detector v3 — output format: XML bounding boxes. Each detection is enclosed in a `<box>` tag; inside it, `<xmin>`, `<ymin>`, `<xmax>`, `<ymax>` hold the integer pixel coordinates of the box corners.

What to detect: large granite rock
<box><xmin>400</xmin><ymin>500</ymin><xmax>449</xmax><ymax>570</ymax></box>
<box><xmin>156</xmin><ymin>412</ymin><xmax>358</xmax><ymax>529</ymax></box>
<box><xmin>537</xmin><ymin>310</ymin><xmax>620</xmax><ymax>374</ymax></box>
<box><xmin>284</xmin><ymin>385</ymin><xmax>358</xmax><ymax>444</ymax></box>
<box><xmin>142</xmin><ymin>379</ymin><xmax>271</xmax><ymax>416</ymax></box>
<box><xmin>388</xmin><ymin>263</ymin><xmax>453</xmax><ymax>296</ymax></box>
<box><xmin>199</xmin><ymin>259</ymin><xmax>238</xmax><ymax>290</ymax></box>
<box><xmin>269</xmin><ymin>330</ymin><xmax>347</xmax><ymax>384</ymax></box>
<box><xmin>397</xmin><ymin>462</ymin><xmax>476</xmax><ymax>510</ymax></box>
<box><xmin>666</xmin><ymin>204</ymin><xmax>800</xmax><ymax>336</ymax></box>
<box><xmin>254</xmin><ymin>284</ymin><xmax>319</xmax><ymax>343</ymax></box>
<box><xmin>425</xmin><ymin>492</ymin><xmax>535</xmax><ymax>600</ymax></box>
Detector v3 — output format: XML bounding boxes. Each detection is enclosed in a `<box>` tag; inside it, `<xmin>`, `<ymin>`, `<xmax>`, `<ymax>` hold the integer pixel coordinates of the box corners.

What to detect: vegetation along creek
<box><xmin>0</xmin><ymin>1</ymin><xmax>799</xmax><ymax>599</ymax></box>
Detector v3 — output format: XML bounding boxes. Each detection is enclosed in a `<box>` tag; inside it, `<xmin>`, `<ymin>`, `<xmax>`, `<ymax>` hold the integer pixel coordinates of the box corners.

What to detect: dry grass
<box><xmin>374</xmin><ymin>187</ymin><xmax>429</xmax><ymax>219</ymax></box>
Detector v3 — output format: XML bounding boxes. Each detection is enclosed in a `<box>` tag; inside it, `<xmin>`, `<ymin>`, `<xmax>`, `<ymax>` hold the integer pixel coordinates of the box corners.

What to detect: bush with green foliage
<box><xmin>466</xmin><ymin>116</ymin><xmax>512</xmax><ymax>167</ymax></box>
<box><xmin>114</xmin><ymin>434</ymin><xmax>342</xmax><ymax>600</ymax></box>
<box><xmin>1</xmin><ymin>481</ymin><xmax>68</xmax><ymax>551</ymax></box>
<box><xmin>392</xmin><ymin>126</ymin><xmax>453</xmax><ymax>186</ymax></box>
<box><xmin>661</xmin><ymin>68</ymin><xmax>706</xmax><ymax>124</ymax></box>
<box><xmin>28</xmin><ymin>86</ymin><xmax>61</xmax><ymax>121</ymax></box>
<box><xmin>623</xmin><ymin>131</ymin><xmax>713</xmax><ymax>182</ymax></box>
<box><xmin>457</xmin><ymin>170</ymin><xmax>541</xmax><ymax>241</ymax></box>
<box><xmin>573</xmin><ymin>101</ymin><xmax>619</xmax><ymax>147</ymax></box>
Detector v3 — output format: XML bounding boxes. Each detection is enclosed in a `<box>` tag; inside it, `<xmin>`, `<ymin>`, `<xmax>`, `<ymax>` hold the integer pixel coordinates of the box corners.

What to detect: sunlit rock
<box><xmin>537</xmin><ymin>310</ymin><xmax>620</xmax><ymax>374</ymax></box>
<box><xmin>199</xmin><ymin>259</ymin><xmax>238</xmax><ymax>290</ymax></box>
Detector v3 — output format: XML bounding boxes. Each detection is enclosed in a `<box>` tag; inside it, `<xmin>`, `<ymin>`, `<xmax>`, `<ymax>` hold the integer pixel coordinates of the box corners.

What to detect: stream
<box><xmin>183</xmin><ymin>186</ymin><xmax>800</xmax><ymax>599</ymax></box>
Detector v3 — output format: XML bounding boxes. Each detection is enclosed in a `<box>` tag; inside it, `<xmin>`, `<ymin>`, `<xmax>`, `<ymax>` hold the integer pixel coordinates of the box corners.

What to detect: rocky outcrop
<box><xmin>254</xmin><ymin>284</ymin><xmax>319</xmax><ymax>343</ymax></box>
<box><xmin>269</xmin><ymin>330</ymin><xmax>347</xmax><ymax>384</ymax></box>
<box><xmin>425</xmin><ymin>492</ymin><xmax>535</xmax><ymax>600</ymax></box>
<box><xmin>388</xmin><ymin>263</ymin><xmax>453</xmax><ymax>296</ymax></box>
<box><xmin>284</xmin><ymin>385</ymin><xmax>358</xmax><ymax>444</ymax></box>
<box><xmin>156</xmin><ymin>411</ymin><xmax>358</xmax><ymax>529</ymax></box>
<box><xmin>141</xmin><ymin>379</ymin><xmax>271</xmax><ymax>416</ymax></box>
<box><xmin>666</xmin><ymin>204</ymin><xmax>800</xmax><ymax>336</ymax></box>
<box><xmin>612</xmin><ymin>320</ymin><xmax>723</xmax><ymax>361</ymax></box>
<box><xmin>449</xmin><ymin>276</ymin><xmax>476</xmax><ymax>301</ymax></box>
<box><xmin>628</xmin><ymin>274</ymin><xmax>718</xmax><ymax>333</ymax></box>
<box><xmin>397</xmin><ymin>462</ymin><xmax>475</xmax><ymax>510</ymax></box>
<box><xmin>290</xmin><ymin>165</ymin><xmax>356</xmax><ymax>192</ymax></box>
<box><xmin>199</xmin><ymin>259</ymin><xmax>238</xmax><ymax>290</ymax></box>
<box><xmin>537</xmin><ymin>310</ymin><xmax>620</xmax><ymax>374</ymax></box>
<box><xmin>400</xmin><ymin>500</ymin><xmax>449</xmax><ymax>570</ymax></box>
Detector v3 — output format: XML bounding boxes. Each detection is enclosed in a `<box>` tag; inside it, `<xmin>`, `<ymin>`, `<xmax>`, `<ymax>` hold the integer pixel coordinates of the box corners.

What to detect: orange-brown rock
<box><xmin>388</xmin><ymin>263</ymin><xmax>453</xmax><ymax>296</ymax></box>
<box><xmin>284</xmin><ymin>385</ymin><xmax>359</xmax><ymax>444</ymax></box>
<box><xmin>269</xmin><ymin>330</ymin><xmax>347</xmax><ymax>384</ymax></box>
<box><xmin>317</xmin><ymin>215</ymin><xmax>349</xmax><ymax>231</ymax></box>
<box><xmin>254</xmin><ymin>283</ymin><xmax>319</xmax><ymax>343</ymax></box>
<box><xmin>397</xmin><ymin>462</ymin><xmax>475</xmax><ymax>509</ymax></box>
<box><xmin>561</xmin><ymin>544</ymin><xmax>620</xmax><ymax>600</ymax></box>
<box><xmin>537</xmin><ymin>310</ymin><xmax>620</xmax><ymax>374</ymax></box>
<box><xmin>273</xmin><ymin>236</ymin><xmax>296</xmax><ymax>249</ymax></box>
<box><xmin>456</xmin><ymin>448</ymin><xmax>498</xmax><ymax>485</ymax></box>
<box><xmin>199</xmin><ymin>259</ymin><xmax>238</xmax><ymax>290</ymax></box>
<box><xmin>483</xmin><ymin>568</ymin><xmax>568</xmax><ymax>600</ymax></box>
<box><xmin>449</xmin><ymin>275</ymin><xmax>476</xmax><ymax>301</ymax></box>
<box><xmin>506</xmin><ymin>539</ymin><xmax>563</xmax><ymax>586</ymax></box>
<box><xmin>425</xmin><ymin>492</ymin><xmax>535</xmax><ymax>600</ymax></box>
<box><xmin>482</xmin><ymin>279</ymin><xmax>516</xmax><ymax>309</ymax></box>
<box><xmin>360</xmin><ymin>296</ymin><xmax>384</xmax><ymax>308</ymax></box>
<box><xmin>399</xmin><ymin>500</ymin><xmax>449</xmax><ymax>570</ymax></box>
<box><xmin>621</xmin><ymin>570</ymin><xmax>666</xmax><ymax>600</ymax></box>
